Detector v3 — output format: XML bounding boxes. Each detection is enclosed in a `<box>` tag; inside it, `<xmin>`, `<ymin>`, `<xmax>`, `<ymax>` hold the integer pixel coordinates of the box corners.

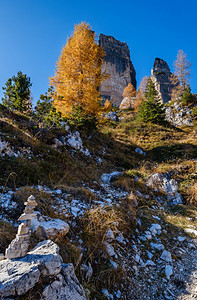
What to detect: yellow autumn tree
<box><xmin>103</xmin><ymin>99</ymin><xmax>112</xmax><ymax>112</ymax></box>
<box><xmin>50</xmin><ymin>22</ymin><xmax>105</xmax><ymax>116</ymax></box>
<box><xmin>122</xmin><ymin>83</ymin><xmax>136</xmax><ymax>98</ymax></box>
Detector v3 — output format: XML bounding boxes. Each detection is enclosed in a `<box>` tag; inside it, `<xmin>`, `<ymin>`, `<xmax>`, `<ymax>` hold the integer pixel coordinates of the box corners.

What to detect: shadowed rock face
<box><xmin>151</xmin><ymin>58</ymin><xmax>173</xmax><ymax>104</ymax></box>
<box><xmin>99</xmin><ymin>34</ymin><xmax>136</xmax><ymax>106</ymax></box>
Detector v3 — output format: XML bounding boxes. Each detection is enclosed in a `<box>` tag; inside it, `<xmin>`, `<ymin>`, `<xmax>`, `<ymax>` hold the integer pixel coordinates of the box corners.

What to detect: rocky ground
<box><xmin>0</xmin><ymin>107</ymin><xmax>196</xmax><ymax>299</ymax></box>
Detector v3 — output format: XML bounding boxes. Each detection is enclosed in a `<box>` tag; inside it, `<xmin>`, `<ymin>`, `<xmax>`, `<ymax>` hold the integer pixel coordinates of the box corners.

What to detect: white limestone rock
<box><xmin>0</xmin><ymin>240</ymin><xmax>86</xmax><ymax>299</ymax></box>
<box><xmin>149</xmin><ymin>224</ymin><xmax>161</xmax><ymax>235</ymax></box>
<box><xmin>105</xmin><ymin>228</ymin><xmax>115</xmax><ymax>241</ymax></box>
<box><xmin>177</xmin><ymin>236</ymin><xmax>186</xmax><ymax>242</ymax></box>
<box><xmin>119</xmin><ymin>96</ymin><xmax>135</xmax><ymax>110</ymax></box>
<box><xmin>160</xmin><ymin>250</ymin><xmax>172</xmax><ymax>263</ymax></box>
<box><xmin>150</xmin><ymin>242</ymin><xmax>164</xmax><ymax>251</ymax></box>
<box><xmin>135</xmin><ymin>147</ymin><xmax>146</xmax><ymax>156</ymax></box>
<box><xmin>103</xmin><ymin>241</ymin><xmax>116</xmax><ymax>257</ymax></box>
<box><xmin>165</xmin><ymin>265</ymin><xmax>173</xmax><ymax>279</ymax></box>
<box><xmin>146</xmin><ymin>173</ymin><xmax>182</xmax><ymax>205</ymax></box>
<box><xmin>5</xmin><ymin>234</ymin><xmax>30</xmax><ymax>259</ymax></box>
<box><xmin>67</xmin><ymin>131</ymin><xmax>83</xmax><ymax>150</ymax></box>
<box><xmin>31</xmin><ymin>215</ymin><xmax>69</xmax><ymax>238</ymax></box>
<box><xmin>67</xmin><ymin>131</ymin><xmax>90</xmax><ymax>156</ymax></box>
<box><xmin>101</xmin><ymin>171</ymin><xmax>123</xmax><ymax>184</ymax></box>
<box><xmin>146</xmin><ymin>260</ymin><xmax>156</xmax><ymax>267</ymax></box>
<box><xmin>42</xmin><ymin>263</ymin><xmax>86</xmax><ymax>300</ymax></box>
<box><xmin>0</xmin><ymin>240</ymin><xmax>62</xmax><ymax>297</ymax></box>
<box><xmin>103</xmin><ymin>111</ymin><xmax>119</xmax><ymax>121</ymax></box>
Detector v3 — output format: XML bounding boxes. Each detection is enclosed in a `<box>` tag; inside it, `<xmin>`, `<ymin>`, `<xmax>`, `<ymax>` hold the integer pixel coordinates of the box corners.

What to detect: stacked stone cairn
<box><xmin>5</xmin><ymin>195</ymin><xmax>38</xmax><ymax>259</ymax></box>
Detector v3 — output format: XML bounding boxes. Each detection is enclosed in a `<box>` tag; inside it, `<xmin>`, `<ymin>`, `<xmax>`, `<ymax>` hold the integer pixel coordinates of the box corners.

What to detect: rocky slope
<box><xmin>0</xmin><ymin>107</ymin><xmax>196</xmax><ymax>299</ymax></box>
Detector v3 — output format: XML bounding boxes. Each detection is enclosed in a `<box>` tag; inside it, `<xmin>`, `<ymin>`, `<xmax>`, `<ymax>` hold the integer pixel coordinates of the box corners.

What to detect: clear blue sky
<box><xmin>0</xmin><ymin>0</ymin><xmax>196</xmax><ymax>105</ymax></box>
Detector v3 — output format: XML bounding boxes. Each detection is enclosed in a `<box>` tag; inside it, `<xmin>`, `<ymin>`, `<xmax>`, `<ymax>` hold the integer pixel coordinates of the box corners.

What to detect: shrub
<box><xmin>66</xmin><ymin>105</ymin><xmax>98</xmax><ymax>130</ymax></box>
<box><xmin>192</xmin><ymin>106</ymin><xmax>197</xmax><ymax>118</ymax></box>
<box><xmin>186</xmin><ymin>182</ymin><xmax>197</xmax><ymax>206</ymax></box>
<box><xmin>181</xmin><ymin>85</ymin><xmax>194</xmax><ymax>105</ymax></box>
<box><xmin>34</xmin><ymin>87</ymin><xmax>63</xmax><ymax>129</ymax></box>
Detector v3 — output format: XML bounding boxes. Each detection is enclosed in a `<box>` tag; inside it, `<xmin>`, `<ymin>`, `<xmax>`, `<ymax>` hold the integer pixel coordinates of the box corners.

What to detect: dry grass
<box><xmin>186</xmin><ymin>182</ymin><xmax>197</xmax><ymax>206</ymax></box>
<box><xmin>81</xmin><ymin>206</ymin><xmax>125</xmax><ymax>260</ymax></box>
<box><xmin>12</xmin><ymin>186</ymin><xmax>57</xmax><ymax>218</ymax></box>
<box><xmin>164</xmin><ymin>205</ymin><xmax>197</xmax><ymax>233</ymax></box>
<box><xmin>53</xmin><ymin>185</ymin><xmax>98</xmax><ymax>203</ymax></box>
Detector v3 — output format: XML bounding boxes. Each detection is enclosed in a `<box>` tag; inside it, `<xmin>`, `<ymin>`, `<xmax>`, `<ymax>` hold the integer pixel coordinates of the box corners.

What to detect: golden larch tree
<box><xmin>50</xmin><ymin>22</ymin><xmax>105</xmax><ymax>116</ymax></box>
<box><xmin>122</xmin><ymin>83</ymin><xmax>136</xmax><ymax>98</ymax></box>
<box><xmin>119</xmin><ymin>83</ymin><xmax>136</xmax><ymax>110</ymax></box>
<box><xmin>103</xmin><ymin>99</ymin><xmax>112</xmax><ymax>112</ymax></box>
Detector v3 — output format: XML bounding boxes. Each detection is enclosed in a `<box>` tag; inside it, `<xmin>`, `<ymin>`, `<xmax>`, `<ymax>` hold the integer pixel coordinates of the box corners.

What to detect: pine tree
<box><xmin>50</xmin><ymin>22</ymin><xmax>106</xmax><ymax>117</ymax></box>
<box><xmin>181</xmin><ymin>85</ymin><xmax>194</xmax><ymax>105</ymax></box>
<box><xmin>138</xmin><ymin>78</ymin><xmax>166</xmax><ymax>124</ymax></box>
<box><xmin>35</xmin><ymin>87</ymin><xmax>62</xmax><ymax>128</ymax></box>
<box><xmin>2</xmin><ymin>71</ymin><xmax>32</xmax><ymax>115</ymax></box>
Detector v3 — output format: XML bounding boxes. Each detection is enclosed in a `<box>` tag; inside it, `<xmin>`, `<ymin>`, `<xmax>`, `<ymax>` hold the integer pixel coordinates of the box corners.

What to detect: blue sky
<box><xmin>0</xmin><ymin>0</ymin><xmax>196</xmax><ymax>105</ymax></box>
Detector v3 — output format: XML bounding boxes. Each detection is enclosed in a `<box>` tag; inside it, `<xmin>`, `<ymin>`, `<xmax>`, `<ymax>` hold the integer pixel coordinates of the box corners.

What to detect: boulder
<box><xmin>31</xmin><ymin>214</ymin><xmax>69</xmax><ymax>239</ymax></box>
<box><xmin>160</xmin><ymin>250</ymin><xmax>172</xmax><ymax>263</ymax></box>
<box><xmin>67</xmin><ymin>131</ymin><xmax>90</xmax><ymax>156</ymax></box>
<box><xmin>165</xmin><ymin>101</ymin><xmax>193</xmax><ymax>127</ymax></box>
<box><xmin>146</xmin><ymin>173</ymin><xmax>182</xmax><ymax>205</ymax></box>
<box><xmin>101</xmin><ymin>171</ymin><xmax>123</xmax><ymax>184</ymax></box>
<box><xmin>42</xmin><ymin>263</ymin><xmax>86</xmax><ymax>300</ymax></box>
<box><xmin>0</xmin><ymin>240</ymin><xmax>86</xmax><ymax>299</ymax></box>
<box><xmin>119</xmin><ymin>96</ymin><xmax>135</xmax><ymax>110</ymax></box>
<box><xmin>103</xmin><ymin>111</ymin><xmax>119</xmax><ymax>121</ymax></box>
<box><xmin>135</xmin><ymin>147</ymin><xmax>146</xmax><ymax>156</ymax></box>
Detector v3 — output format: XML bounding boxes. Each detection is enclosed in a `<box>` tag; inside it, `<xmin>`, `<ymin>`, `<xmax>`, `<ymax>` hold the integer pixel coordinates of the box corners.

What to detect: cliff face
<box><xmin>151</xmin><ymin>58</ymin><xmax>173</xmax><ymax>104</ymax></box>
<box><xmin>99</xmin><ymin>34</ymin><xmax>136</xmax><ymax>107</ymax></box>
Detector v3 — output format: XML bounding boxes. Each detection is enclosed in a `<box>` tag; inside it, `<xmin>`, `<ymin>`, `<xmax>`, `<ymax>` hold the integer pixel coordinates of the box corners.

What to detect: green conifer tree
<box><xmin>2</xmin><ymin>71</ymin><xmax>32</xmax><ymax>115</ymax></box>
<box><xmin>138</xmin><ymin>78</ymin><xmax>166</xmax><ymax>124</ymax></box>
<box><xmin>35</xmin><ymin>87</ymin><xmax>62</xmax><ymax>128</ymax></box>
<box><xmin>181</xmin><ymin>85</ymin><xmax>194</xmax><ymax>105</ymax></box>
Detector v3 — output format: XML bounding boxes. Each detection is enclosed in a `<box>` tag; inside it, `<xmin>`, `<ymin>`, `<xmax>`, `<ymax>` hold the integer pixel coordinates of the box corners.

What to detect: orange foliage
<box><xmin>103</xmin><ymin>99</ymin><xmax>112</xmax><ymax>112</ymax></box>
<box><xmin>50</xmin><ymin>22</ymin><xmax>106</xmax><ymax>116</ymax></box>
<box><xmin>122</xmin><ymin>83</ymin><xmax>136</xmax><ymax>98</ymax></box>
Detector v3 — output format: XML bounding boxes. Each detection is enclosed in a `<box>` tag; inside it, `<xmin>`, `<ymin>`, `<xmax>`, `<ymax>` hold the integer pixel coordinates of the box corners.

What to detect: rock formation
<box><xmin>151</xmin><ymin>58</ymin><xmax>173</xmax><ymax>104</ymax></box>
<box><xmin>165</xmin><ymin>101</ymin><xmax>193</xmax><ymax>127</ymax></box>
<box><xmin>119</xmin><ymin>96</ymin><xmax>135</xmax><ymax>110</ymax></box>
<box><xmin>5</xmin><ymin>195</ymin><xmax>38</xmax><ymax>259</ymax></box>
<box><xmin>0</xmin><ymin>240</ymin><xmax>87</xmax><ymax>299</ymax></box>
<box><xmin>99</xmin><ymin>34</ymin><xmax>136</xmax><ymax>107</ymax></box>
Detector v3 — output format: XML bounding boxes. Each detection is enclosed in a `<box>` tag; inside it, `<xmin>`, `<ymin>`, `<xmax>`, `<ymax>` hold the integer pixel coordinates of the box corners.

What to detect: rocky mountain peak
<box><xmin>151</xmin><ymin>58</ymin><xmax>173</xmax><ymax>103</ymax></box>
<box><xmin>99</xmin><ymin>33</ymin><xmax>136</xmax><ymax>106</ymax></box>
<box><xmin>152</xmin><ymin>58</ymin><xmax>171</xmax><ymax>76</ymax></box>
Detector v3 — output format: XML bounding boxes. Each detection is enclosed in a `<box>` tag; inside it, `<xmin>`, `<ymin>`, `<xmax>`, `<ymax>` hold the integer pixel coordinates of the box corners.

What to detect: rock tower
<box><xmin>151</xmin><ymin>58</ymin><xmax>173</xmax><ymax>104</ymax></box>
<box><xmin>5</xmin><ymin>195</ymin><xmax>38</xmax><ymax>259</ymax></box>
<box><xmin>99</xmin><ymin>34</ymin><xmax>136</xmax><ymax>107</ymax></box>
